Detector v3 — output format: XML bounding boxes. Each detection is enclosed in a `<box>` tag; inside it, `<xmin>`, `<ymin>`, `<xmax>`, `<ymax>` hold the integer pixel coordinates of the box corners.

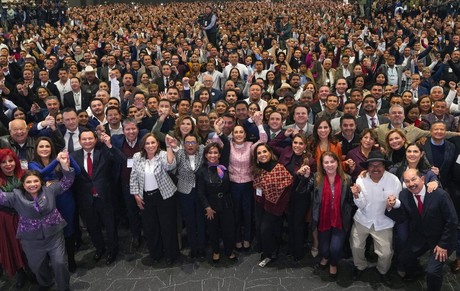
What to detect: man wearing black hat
<box><xmin>350</xmin><ymin>151</ymin><xmax>401</xmax><ymax>286</ymax></box>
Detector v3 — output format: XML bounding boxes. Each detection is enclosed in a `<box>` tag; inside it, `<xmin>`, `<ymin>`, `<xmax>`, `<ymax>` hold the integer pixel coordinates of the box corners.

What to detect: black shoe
<box><xmin>93</xmin><ymin>249</ymin><xmax>106</xmax><ymax>262</ymax></box>
<box><xmin>141</xmin><ymin>256</ymin><xmax>162</xmax><ymax>266</ymax></box>
<box><xmin>228</xmin><ymin>253</ymin><xmax>238</xmax><ymax>262</ymax></box>
<box><xmin>15</xmin><ymin>269</ymin><xmax>26</xmax><ymax>289</ymax></box>
<box><xmin>106</xmin><ymin>253</ymin><xmax>117</xmax><ymax>265</ymax></box>
<box><xmin>68</xmin><ymin>259</ymin><xmax>77</xmax><ymax>273</ymax></box>
<box><xmin>75</xmin><ymin>238</ymin><xmax>82</xmax><ymax>252</ymax></box>
<box><xmin>313</xmin><ymin>262</ymin><xmax>328</xmax><ymax>275</ymax></box>
<box><xmin>402</xmin><ymin>270</ymin><xmax>425</xmax><ymax>281</ymax></box>
<box><xmin>380</xmin><ymin>272</ymin><xmax>393</xmax><ymax>287</ymax></box>
<box><xmin>36</xmin><ymin>286</ymin><xmax>52</xmax><ymax>291</ymax></box>
<box><xmin>165</xmin><ymin>258</ymin><xmax>176</xmax><ymax>267</ymax></box>
<box><xmin>352</xmin><ymin>267</ymin><xmax>365</xmax><ymax>280</ymax></box>
<box><xmin>328</xmin><ymin>271</ymin><xmax>338</xmax><ymax>281</ymax></box>
<box><xmin>132</xmin><ymin>236</ymin><xmax>142</xmax><ymax>250</ymax></box>
<box><xmin>195</xmin><ymin>250</ymin><xmax>205</xmax><ymax>261</ymax></box>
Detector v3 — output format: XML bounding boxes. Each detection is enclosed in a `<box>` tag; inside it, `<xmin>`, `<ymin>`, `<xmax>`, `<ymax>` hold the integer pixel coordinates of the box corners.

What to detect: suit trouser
<box><xmin>350</xmin><ymin>221</ymin><xmax>393</xmax><ymax>274</ymax></box>
<box><xmin>255</xmin><ymin>203</ymin><xmax>283</xmax><ymax>259</ymax></box>
<box><xmin>448</xmin><ymin>186</ymin><xmax>460</xmax><ymax>258</ymax></box>
<box><xmin>142</xmin><ymin>191</ymin><xmax>179</xmax><ymax>261</ymax></box>
<box><xmin>122</xmin><ymin>183</ymin><xmax>142</xmax><ymax>238</ymax></box>
<box><xmin>230</xmin><ymin>182</ymin><xmax>253</xmax><ymax>243</ymax></box>
<box><xmin>79</xmin><ymin>197</ymin><xmax>118</xmax><ymax>254</ymax></box>
<box><xmin>287</xmin><ymin>188</ymin><xmax>310</xmax><ymax>259</ymax></box>
<box><xmin>399</xmin><ymin>243</ymin><xmax>450</xmax><ymax>291</ymax></box>
<box><xmin>21</xmin><ymin>232</ymin><xmax>69</xmax><ymax>291</ymax></box>
<box><xmin>206</xmin><ymin>205</ymin><xmax>235</xmax><ymax>256</ymax></box>
<box><xmin>179</xmin><ymin>189</ymin><xmax>206</xmax><ymax>254</ymax></box>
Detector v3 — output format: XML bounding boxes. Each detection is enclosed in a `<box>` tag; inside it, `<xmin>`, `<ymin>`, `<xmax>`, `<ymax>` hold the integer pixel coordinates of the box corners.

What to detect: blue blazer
<box><xmin>111</xmin><ymin>130</ymin><xmax>148</xmax><ymax>179</ymax></box>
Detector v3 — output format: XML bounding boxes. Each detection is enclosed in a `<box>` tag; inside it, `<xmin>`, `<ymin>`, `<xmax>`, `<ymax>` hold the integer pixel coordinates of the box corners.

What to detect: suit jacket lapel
<box><xmin>76</xmin><ymin>150</ymin><xmax>91</xmax><ymax>179</ymax></box>
<box><xmin>406</xmin><ymin>193</ymin><xmax>420</xmax><ymax>217</ymax></box>
<box><xmin>422</xmin><ymin>192</ymin><xmax>433</xmax><ymax>218</ymax></box>
<box><xmin>92</xmin><ymin>150</ymin><xmax>101</xmax><ymax>176</ymax></box>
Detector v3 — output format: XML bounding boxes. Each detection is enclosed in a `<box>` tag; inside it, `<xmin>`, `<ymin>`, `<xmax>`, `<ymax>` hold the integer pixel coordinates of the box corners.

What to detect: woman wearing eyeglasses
<box><xmin>171</xmin><ymin>134</ymin><xmax>207</xmax><ymax>260</ymax></box>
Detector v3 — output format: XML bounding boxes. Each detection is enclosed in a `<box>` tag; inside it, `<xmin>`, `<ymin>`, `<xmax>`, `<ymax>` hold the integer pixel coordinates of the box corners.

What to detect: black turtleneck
<box><xmin>259</xmin><ymin>160</ymin><xmax>278</xmax><ymax>172</ymax></box>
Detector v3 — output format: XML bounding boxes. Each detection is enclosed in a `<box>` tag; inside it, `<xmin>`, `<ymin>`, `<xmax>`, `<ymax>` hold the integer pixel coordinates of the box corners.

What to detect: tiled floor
<box><xmin>1</xmin><ymin>229</ymin><xmax>459</xmax><ymax>291</ymax></box>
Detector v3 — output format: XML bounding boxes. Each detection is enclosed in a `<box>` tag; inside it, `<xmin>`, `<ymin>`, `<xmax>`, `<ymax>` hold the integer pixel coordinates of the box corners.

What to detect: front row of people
<box><xmin>0</xmin><ymin>128</ymin><xmax>457</xmax><ymax>291</ymax></box>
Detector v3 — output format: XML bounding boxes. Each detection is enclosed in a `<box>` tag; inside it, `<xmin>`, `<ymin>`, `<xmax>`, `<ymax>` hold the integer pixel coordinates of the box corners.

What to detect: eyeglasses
<box><xmin>184</xmin><ymin>141</ymin><xmax>197</xmax><ymax>146</ymax></box>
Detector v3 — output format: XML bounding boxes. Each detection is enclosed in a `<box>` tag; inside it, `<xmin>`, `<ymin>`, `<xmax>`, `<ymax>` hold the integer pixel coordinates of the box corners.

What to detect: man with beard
<box><xmin>355</xmin><ymin>96</ymin><xmax>390</xmax><ymax>134</ymax></box>
<box><xmin>289</xmin><ymin>74</ymin><xmax>302</xmax><ymax>100</ymax></box>
<box><xmin>196</xmin><ymin>113</ymin><xmax>213</xmax><ymax>144</ymax></box>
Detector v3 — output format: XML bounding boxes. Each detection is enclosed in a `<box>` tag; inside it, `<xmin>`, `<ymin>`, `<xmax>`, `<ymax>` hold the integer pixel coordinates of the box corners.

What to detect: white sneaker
<box><xmin>258</xmin><ymin>258</ymin><xmax>271</xmax><ymax>267</ymax></box>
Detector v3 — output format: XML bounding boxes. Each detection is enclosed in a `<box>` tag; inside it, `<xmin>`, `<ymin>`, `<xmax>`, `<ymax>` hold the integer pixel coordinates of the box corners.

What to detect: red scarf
<box><xmin>318</xmin><ymin>174</ymin><xmax>342</xmax><ymax>232</ymax></box>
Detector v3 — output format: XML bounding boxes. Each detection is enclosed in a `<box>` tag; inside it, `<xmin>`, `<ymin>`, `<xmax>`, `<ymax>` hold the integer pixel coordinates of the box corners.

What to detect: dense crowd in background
<box><xmin>0</xmin><ymin>0</ymin><xmax>460</xmax><ymax>290</ymax></box>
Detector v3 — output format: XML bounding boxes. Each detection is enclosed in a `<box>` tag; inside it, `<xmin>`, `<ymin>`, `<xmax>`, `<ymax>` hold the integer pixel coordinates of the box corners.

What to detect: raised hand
<box><xmin>386</xmin><ymin>194</ymin><xmax>396</xmax><ymax>208</ymax></box>
<box><xmin>214</xmin><ymin>117</ymin><xmax>224</xmax><ymax>134</ymax></box>
<box><xmin>252</xmin><ymin>111</ymin><xmax>263</xmax><ymax>125</ymax></box>
<box><xmin>350</xmin><ymin>183</ymin><xmax>361</xmax><ymax>198</ymax></box>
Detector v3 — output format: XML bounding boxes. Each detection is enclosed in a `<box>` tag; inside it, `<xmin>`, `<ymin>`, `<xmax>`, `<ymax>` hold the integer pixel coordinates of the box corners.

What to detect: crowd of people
<box><xmin>0</xmin><ymin>0</ymin><xmax>460</xmax><ymax>290</ymax></box>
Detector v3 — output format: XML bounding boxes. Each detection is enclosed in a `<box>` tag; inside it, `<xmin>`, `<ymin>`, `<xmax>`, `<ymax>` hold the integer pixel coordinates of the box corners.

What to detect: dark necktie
<box><xmin>68</xmin><ymin>132</ymin><xmax>74</xmax><ymax>153</ymax></box>
<box><xmin>415</xmin><ymin>194</ymin><xmax>423</xmax><ymax>215</ymax></box>
<box><xmin>370</xmin><ymin>117</ymin><xmax>377</xmax><ymax>129</ymax></box>
<box><xmin>87</xmin><ymin>152</ymin><xmax>97</xmax><ymax>197</ymax></box>
<box><xmin>339</xmin><ymin>95</ymin><xmax>344</xmax><ymax>108</ymax></box>
<box><xmin>166</xmin><ymin>77</ymin><xmax>169</xmax><ymax>86</ymax></box>
<box><xmin>270</xmin><ymin>133</ymin><xmax>276</xmax><ymax>139</ymax></box>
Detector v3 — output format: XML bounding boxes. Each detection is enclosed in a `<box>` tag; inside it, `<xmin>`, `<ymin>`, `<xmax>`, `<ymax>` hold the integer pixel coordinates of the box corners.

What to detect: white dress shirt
<box><xmin>353</xmin><ymin>171</ymin><xmax>402</xmax><ymax>231</ymax></box>
<box><xmin>66</xmin><ymin>129</ymin><xmax>82</xmax><ymax>152</ymax></box>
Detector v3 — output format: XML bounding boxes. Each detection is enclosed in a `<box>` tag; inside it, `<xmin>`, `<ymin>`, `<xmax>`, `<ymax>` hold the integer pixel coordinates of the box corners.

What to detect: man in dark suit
<box><xmin>408</xmin><ymin>74</ymin><xmax>429</xmax><ymax>101</ymax></box>
<box><xmin>264</xmin><ymin>111</ymin><xmax>285</xmax><ymax>141</ymax></box>
<box><xmin>386</xmin><ymin>169</ymin><xmax>458</xmax><ymax>291</ymax></box>
<box><xmin>421</xmin><ymin>100</ymin><xmax>457</xmax><ymax>132</ymax></box>
<box><xmin>154</xmin><ymin>63</ymin><xmax>178</xmax><ymax>92</ymax></box>
<box><xmin>98</xmin><ymin>55</ymin><xmax>121</xmax><ymax>82</ymax></box>
<box><xmin>71</xmin><ymin>130</ymin><xmax>125</xmax><ymax>265</ymax></box>
<box><xmin>111</xmin><ymin>119</ymin><xmax>148</xmax><ymax>252</ymax></box>
<box><xmin>356</xmin><ymin>95</ymin><xmax>390</xmax><ymax>134</ymax></box>
<box><xmin>310</xmin><ymin>85</ymin><xmax>330</xmax><ymax>122</ymax></box>
<box><xmin>446</xmin><ymin>136</ymin><xmax>460</xmax><ymax>273</ymax></box>
<box><xmin>42</xmin><ymin>58</ymin><xmax>62</xmax><ymax>83</ymax></box>
<box><xmin>369</xmin><ymin>83</ymin><xmax>390</xmax><ymax>115</ymax></box>
<box><xmin>38</xmin><ymin>69</ymin><xmax>60</xmax><ymax>97</ymax></box>
<box><xmin>63</xmin><ymin>77</ymin><xmax>91</xmax><ymax>111</ymax></box>
<box><xmin>422</xmin><ymin>121</ymin><xmax>456</xmax><ymax>189</ymax></box>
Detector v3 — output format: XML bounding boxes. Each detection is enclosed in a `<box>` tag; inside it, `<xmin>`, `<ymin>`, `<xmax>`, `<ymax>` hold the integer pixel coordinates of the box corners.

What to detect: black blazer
<box><xmin>310</xmin><ymin>101</ymin><xmax>324</xmax><ymax>123</ymax></box>
<box><xmin>423</xmin><ymin>139</ymin><xmax>456</xmax><ymax>188</ymax></box>
<box><xmin>70</xmin><ymin>145</ymin><xmax>125</xmax><ymax>208</ymax></box>
<box><xmin>355</xmin><ymin>114</ymin><xmax>390</xmax><ymax>134</ymax></box>
<box><xmin>385</xmin><ymin>188</ymin><xmax>458</xmax><ymax>251</ymax></box>
<box><xmin>42</xmin><ymin>82</ymin><xmax>61</xmax><ymax>99</ymax></box>
<box><xmin>63</xmin><ymin>91</ymin><xmax>91</xmax><ymax>111</ymax></box>
<box><xmin>154</xmin><ymin>75</ymin><xmax>178</xmax><ymax>92</ymax></box>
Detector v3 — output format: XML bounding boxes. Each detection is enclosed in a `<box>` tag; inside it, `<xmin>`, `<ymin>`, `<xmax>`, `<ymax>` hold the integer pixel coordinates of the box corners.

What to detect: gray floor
<box><xmin>1</xmin><ymin>229</ymin><xmax>460</xmax><ymax>291</ymax></box>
